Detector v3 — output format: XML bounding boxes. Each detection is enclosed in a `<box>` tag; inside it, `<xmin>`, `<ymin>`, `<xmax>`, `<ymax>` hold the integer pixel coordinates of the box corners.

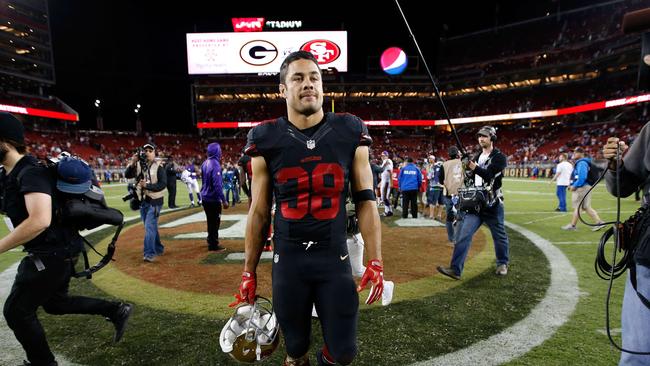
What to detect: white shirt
<box><xmin>381</xmin><ymin>159</ymin><xmax>393</xmax><ymax>182</ymax></box>
<box><xmin>181</xmin><ymin>170</ymin><xmax>194</xmax><ymax>183</ymax></box>
<box><xmin>474</xmin><ymin>153</ymin><xmax>491</xmax><ymax>187</ymax></box>
<box><xmin>555</xmin><ymin>161</ymin><xmax>573</xmax><ymax>186</ymax></box>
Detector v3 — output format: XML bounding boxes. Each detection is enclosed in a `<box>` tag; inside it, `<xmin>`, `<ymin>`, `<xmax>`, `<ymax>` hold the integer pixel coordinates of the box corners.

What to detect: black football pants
<box><xmin>3</xmin><ymin>255</ymin><xmax>119</xmax><ymax>366</ymax></box>
<box><xmin>167</xmin><ymin>180</ymin><xmax>177</xmax><ymax>208</ymax></box>
<box><xmin>272</xmin><ymin>240</ymin><xmax>358</xmax><ymax>365</ymax></box>
<box><xmin>202</xmin><ymin>201</ymin><xmax>222</xmax><ymax>248</ymax></box>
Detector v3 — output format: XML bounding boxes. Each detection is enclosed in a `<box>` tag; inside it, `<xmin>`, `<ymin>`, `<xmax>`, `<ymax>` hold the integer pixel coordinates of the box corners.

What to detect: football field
<box><xmin>0</xmin><ymin>177</ymin><xmax>640</xmax><ymax>365</ymax></box>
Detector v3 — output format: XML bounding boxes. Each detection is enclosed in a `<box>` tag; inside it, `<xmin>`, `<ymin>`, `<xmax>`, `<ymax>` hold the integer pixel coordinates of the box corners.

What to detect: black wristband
<box><xmin>352</xmin><ymin>189</ymin><xmax>376</xmax><ymax>203</ymax></box>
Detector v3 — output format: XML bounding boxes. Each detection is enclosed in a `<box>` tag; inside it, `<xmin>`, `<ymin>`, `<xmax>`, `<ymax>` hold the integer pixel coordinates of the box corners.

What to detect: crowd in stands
<box><xmin>20</xmin><ymin>102</ymin><xmax>647</xmax><ymax>184</ymax></box>
<box><xmin>196</xmin><ymin>61</ymin><xmax>638</xmax><ymax>123</ymax></box>
<box><xmin>439</xmin><ymin>0</ymin><xmax>646</xmax><ymax>78</ymax></box>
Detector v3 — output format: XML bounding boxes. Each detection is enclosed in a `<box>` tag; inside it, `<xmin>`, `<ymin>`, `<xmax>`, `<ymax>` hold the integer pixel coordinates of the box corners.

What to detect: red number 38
<box><xmin>275</xmin><ymin>163</ymin><xmax>344</xmax><ymax>220</ymax></box>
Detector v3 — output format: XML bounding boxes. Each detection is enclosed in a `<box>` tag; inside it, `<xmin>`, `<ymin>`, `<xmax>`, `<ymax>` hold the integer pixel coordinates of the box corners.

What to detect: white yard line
<box><xmin>523</xmin><ymin>214</ymin><xmax>569</xmax><ymax>224</ymax></box>
<box><xmin>411</xmin><ymin>221</ymin><xmax>579</xmax><ymax>366</ymax></box>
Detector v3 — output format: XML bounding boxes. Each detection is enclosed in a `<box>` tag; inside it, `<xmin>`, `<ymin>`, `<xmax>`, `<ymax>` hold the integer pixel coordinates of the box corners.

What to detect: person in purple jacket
<box><xmin>201</xmin><ymin>142</ymin><xmax>229</xmax><ymax>252</ymax></box>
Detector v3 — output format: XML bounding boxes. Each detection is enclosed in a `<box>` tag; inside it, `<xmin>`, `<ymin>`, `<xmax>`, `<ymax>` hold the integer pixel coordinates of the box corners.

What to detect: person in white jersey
<box><xmin>551</xmin><ymin>153</ymin><xmax>573</xmax><ymax>212</ymax></box>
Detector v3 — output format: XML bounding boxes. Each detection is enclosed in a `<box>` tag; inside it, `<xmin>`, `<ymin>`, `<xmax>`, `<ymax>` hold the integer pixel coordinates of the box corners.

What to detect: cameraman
<box><xmin>0</xmin><ymin>112</ymin><xmax>132</xmax><ymax>366</ymax></box>
<box><xmin>603</xmin><ymin>123</ymin><xmax>650</xmax><ymax>365</ymax></box>
<box><xmin>125</xmin><ymin>143</ymin><xmax>167</xmax><ymax>262</ymax></box>
<box><xmin>437</xmin><ymin>126</ymin><xmax>509</xmax><ymax>280</ymax></box>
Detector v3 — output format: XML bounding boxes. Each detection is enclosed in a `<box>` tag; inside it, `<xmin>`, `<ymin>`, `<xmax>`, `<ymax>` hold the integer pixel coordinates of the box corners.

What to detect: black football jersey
<box><xmin>245</xmin><ymin>112</ymin><xmax>372</xmax><ymax>244</ymax></box>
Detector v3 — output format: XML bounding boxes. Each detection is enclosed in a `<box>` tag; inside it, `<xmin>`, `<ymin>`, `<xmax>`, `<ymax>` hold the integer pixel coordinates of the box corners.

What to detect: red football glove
<box><xmin>229</xmin><ymin>271</ymin><xmax>256</xmax><ymax>307</ymax></box>
<box><xmin>357</xmin><ymin>259</ymin><xmax>384</xmax><ymax>305</ymax></box>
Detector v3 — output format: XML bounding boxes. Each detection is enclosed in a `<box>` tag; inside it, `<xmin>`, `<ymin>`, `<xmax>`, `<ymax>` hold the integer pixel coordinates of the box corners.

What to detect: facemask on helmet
<box><xmin>219</xmin><ymin>296</ymin><xmax>280</xmax><ymax>363</ymax></box>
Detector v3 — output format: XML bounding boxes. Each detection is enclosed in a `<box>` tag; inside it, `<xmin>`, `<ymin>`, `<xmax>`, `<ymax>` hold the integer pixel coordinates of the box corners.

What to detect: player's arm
<box><xmin>230</xmin><ymin>156</ymin><xmax>272</xmax><ymax>306</ymax></box>
<box><xmin>244</xmin><ymin>156</ymin><xmax>272</xmax><ymax>272</ymax></box>
<box><xmin>352</xmin><ymin>146</ymin><xmax>381</xmax><ymax>260</ymax></box>
<box><xmin>351</xmin><ymin>146</ymin><xmax>384</xmax><ymax>305</ymax></box>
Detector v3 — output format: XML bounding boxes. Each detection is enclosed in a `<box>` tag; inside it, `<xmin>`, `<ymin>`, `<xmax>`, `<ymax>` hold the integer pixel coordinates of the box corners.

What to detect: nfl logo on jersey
<box><xmin>306</xmin><ymin>139</ymin><xmax>316</xmax><ymax>149</ymax></box>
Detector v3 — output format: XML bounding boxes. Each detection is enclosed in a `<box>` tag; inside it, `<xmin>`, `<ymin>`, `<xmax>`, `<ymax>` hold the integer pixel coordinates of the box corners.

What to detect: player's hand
<box><xmin>229</xmin><ymin>271</ymin><xmax>256</xmax><ymax>307</ymax></box>
<box><xmin>222</xmin><ymin>201</ymin><xmax>229</xmax><ymax>209</ymax></box>
<box><xmin>569</xmin><ymin>186</ymin><xmax>575</xmax><ymax>192</ymax></box>
<box><xmin>357</xmin><ymin>259</ymin><xmax>384</xmax><ymax>305</ymax></box>
<box><xmin>468</xmin><ymin>161</ymin><xmax>477</xmax><ymax>170</ymax></box>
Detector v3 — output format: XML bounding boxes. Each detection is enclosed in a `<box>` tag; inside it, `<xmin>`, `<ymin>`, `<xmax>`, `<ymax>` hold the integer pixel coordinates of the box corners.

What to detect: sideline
<box><xmin>410</xmin><ymin>221</ymin><xmax>579</xmax><ymax>366</ymax></box>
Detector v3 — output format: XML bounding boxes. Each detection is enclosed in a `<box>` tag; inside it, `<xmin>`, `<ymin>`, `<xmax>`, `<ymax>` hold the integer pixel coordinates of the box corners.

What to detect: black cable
<box><xmin>576</xmin><ymin>165</ymin><xmax>614</xmax><ymax>228</ymax></box>
<box><xmin>585</xmin><ymin>145</ymin><xmax>650</xmax><ymax>354</ymax></box>
<box><xmin>600</xmin><ymin>146</ymin><xmax>650</xmax><ymax>355</ymax></box>
<box><xmin>394</xmin><ymin>0</ymin><xmax>467</xmax><ymax>159</ymax></box>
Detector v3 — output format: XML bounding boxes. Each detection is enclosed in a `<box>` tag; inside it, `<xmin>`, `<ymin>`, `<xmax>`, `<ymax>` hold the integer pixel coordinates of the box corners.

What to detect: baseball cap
<box><xmin>0</xmin><ymin>112</ymin><xmax>25</xmax><ymax>144</ymax></box>
<box><xmin>143</xmin><ymin>142</ymin><xmax>156</xmax><ymax>150</ymax></box>
<box><xmin>381</xmin><ymin>150</ymin><xmax>389</xmax><ymax>156</ymax></box>
<box><xmin>56</xmin><ymin>157</ymin><xmax>93</xmax><ymax>194</ymax></box>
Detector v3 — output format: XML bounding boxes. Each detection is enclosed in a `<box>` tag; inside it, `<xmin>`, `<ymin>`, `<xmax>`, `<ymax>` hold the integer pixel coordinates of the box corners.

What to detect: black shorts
<box><xmin>272</xmin><ymin>239</ymin><xmax>359</xmax><ymax>361</ymax></box>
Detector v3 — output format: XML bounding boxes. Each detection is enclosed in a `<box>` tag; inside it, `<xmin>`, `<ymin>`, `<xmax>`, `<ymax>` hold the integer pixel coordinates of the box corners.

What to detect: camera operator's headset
<box><xmin>393</xmin><ymin>0</ymin><xmax>648</xmax><ymax>355</ymax></box>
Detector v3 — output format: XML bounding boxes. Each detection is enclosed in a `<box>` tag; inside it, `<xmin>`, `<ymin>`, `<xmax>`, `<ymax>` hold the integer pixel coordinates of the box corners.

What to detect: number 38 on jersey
<box><xmin>275</xmin><ymin>162</ymin><xmax>344</xmax><ymax>220</ymax></box>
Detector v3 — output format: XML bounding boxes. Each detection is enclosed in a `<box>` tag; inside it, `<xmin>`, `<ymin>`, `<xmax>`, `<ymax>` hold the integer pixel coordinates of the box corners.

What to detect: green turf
<box><xmin>0</xmin><ymin>216</ymin><xmax>24</xmax><ymax>272</ymax></box>
<box><xmin>2</xmin><ymin>177</ymin><xmax>639</xmax><ymax>365</ymax></box>
<box><xmin>501</xmin><ymin>178</ymin><xmax>632</xmax><ymax>365</ymax></box>
<box><xmin>39</xmin><ymin>225</ymin><xmax>549</xmax><ymax>365</ymax></box>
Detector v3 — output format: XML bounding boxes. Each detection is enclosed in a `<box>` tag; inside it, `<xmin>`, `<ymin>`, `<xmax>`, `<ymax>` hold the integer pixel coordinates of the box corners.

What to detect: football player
<box><xmin>379</xmin><ymin>151</ymin><xmax>394</xmax><ymax>216</ymax></box>
<box><xmin>230</xmin><ymin>51</ymin><xmax>384</xmax><ymax>366</ymax></box>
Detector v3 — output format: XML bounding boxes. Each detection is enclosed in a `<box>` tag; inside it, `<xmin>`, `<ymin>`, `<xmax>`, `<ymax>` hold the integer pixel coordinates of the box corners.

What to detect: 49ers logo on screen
<box><xmin>301</xmin><ymin>40</ymin><xmax>340</xmax><ymax>64</ymax></box>
<box><xmin>276</xmin><ymin>163</ymin><xmax>344</xmax><ymax>220</ymax></box>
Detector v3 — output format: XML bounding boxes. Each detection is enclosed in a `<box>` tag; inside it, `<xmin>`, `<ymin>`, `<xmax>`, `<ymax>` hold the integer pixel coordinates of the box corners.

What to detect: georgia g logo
<box><xmin>301</xmin><ymin>40</ymin><xmax>340</xmax><ymax>64</ymax></box>
<box><xmin>240</xmin><ymin>40</ymin><xmax>278</xmax><ymax>66</ymax></box>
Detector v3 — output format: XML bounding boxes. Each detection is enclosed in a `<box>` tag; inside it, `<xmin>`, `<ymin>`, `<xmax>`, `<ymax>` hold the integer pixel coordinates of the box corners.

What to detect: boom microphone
<box><xmin>622</xmin><ymin>8</ymin><xmax>650</xmax><ymax>34</ymax></box>
<box><xmin>393</xmin><ymin>0</ymin><xmax>467</xmax><ymax>159</ymax></box>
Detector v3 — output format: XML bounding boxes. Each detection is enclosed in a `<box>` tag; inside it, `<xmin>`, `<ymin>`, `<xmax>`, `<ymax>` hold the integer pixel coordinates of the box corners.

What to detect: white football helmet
<box><xmin>219</xmin><ymin>296</ymin><xmax>280</xmax><ymax>363</ymax></box>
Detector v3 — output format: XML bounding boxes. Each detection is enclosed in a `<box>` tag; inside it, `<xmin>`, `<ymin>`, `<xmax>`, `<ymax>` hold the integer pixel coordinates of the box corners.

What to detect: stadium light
<box><xmin>137</xmin><ymin>104</ymin><xmax>141</xmax><ymax>108</ymax></box>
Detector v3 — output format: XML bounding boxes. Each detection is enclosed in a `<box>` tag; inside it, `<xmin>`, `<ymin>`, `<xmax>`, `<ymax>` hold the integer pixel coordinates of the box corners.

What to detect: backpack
<box><xmin>585</xmin><ymin>160</ymin><xmax>605</xmax><ymax>186</ymax></box>
<box><xmin>17</xmin><ymin>156</ymin><xmax>124</xmax><ymax>278</ymax></box>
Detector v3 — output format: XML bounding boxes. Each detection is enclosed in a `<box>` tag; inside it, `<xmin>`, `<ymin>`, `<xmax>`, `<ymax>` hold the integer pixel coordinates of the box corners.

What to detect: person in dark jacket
<box><xmin>603</xmin><ymin>123</ymin><xmax>650</xmax><ymax>365</ymax></box>
<box><xmin>165</xmin><ymin>155</ymin><xmax>179</xmax><ymax>208</ymax></box>
<box><xmin>201</xmin><ymin>142</ymin><xmax>229</xmax><ymax>251</ymax></box>
<box><xmin>398</xmin><ymin>157</ymin><xmax>422</xmax><ymax>218</ymax></box>
<box><xmin>437</xmin><ymin>125</ymin><xmax>510</xmax><ymax>280</ymax></box>
<box><xmin>0</xmin><ymin>112</ymin><xmax>132</xmax><ymax>366</ymax></box>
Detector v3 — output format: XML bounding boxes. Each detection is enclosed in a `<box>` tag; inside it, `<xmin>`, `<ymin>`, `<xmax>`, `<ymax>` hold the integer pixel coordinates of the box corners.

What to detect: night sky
<box><xmin>47</xmin><ymin>0</ymin><xmax>600</xmax><ymax>132</ymax></box>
